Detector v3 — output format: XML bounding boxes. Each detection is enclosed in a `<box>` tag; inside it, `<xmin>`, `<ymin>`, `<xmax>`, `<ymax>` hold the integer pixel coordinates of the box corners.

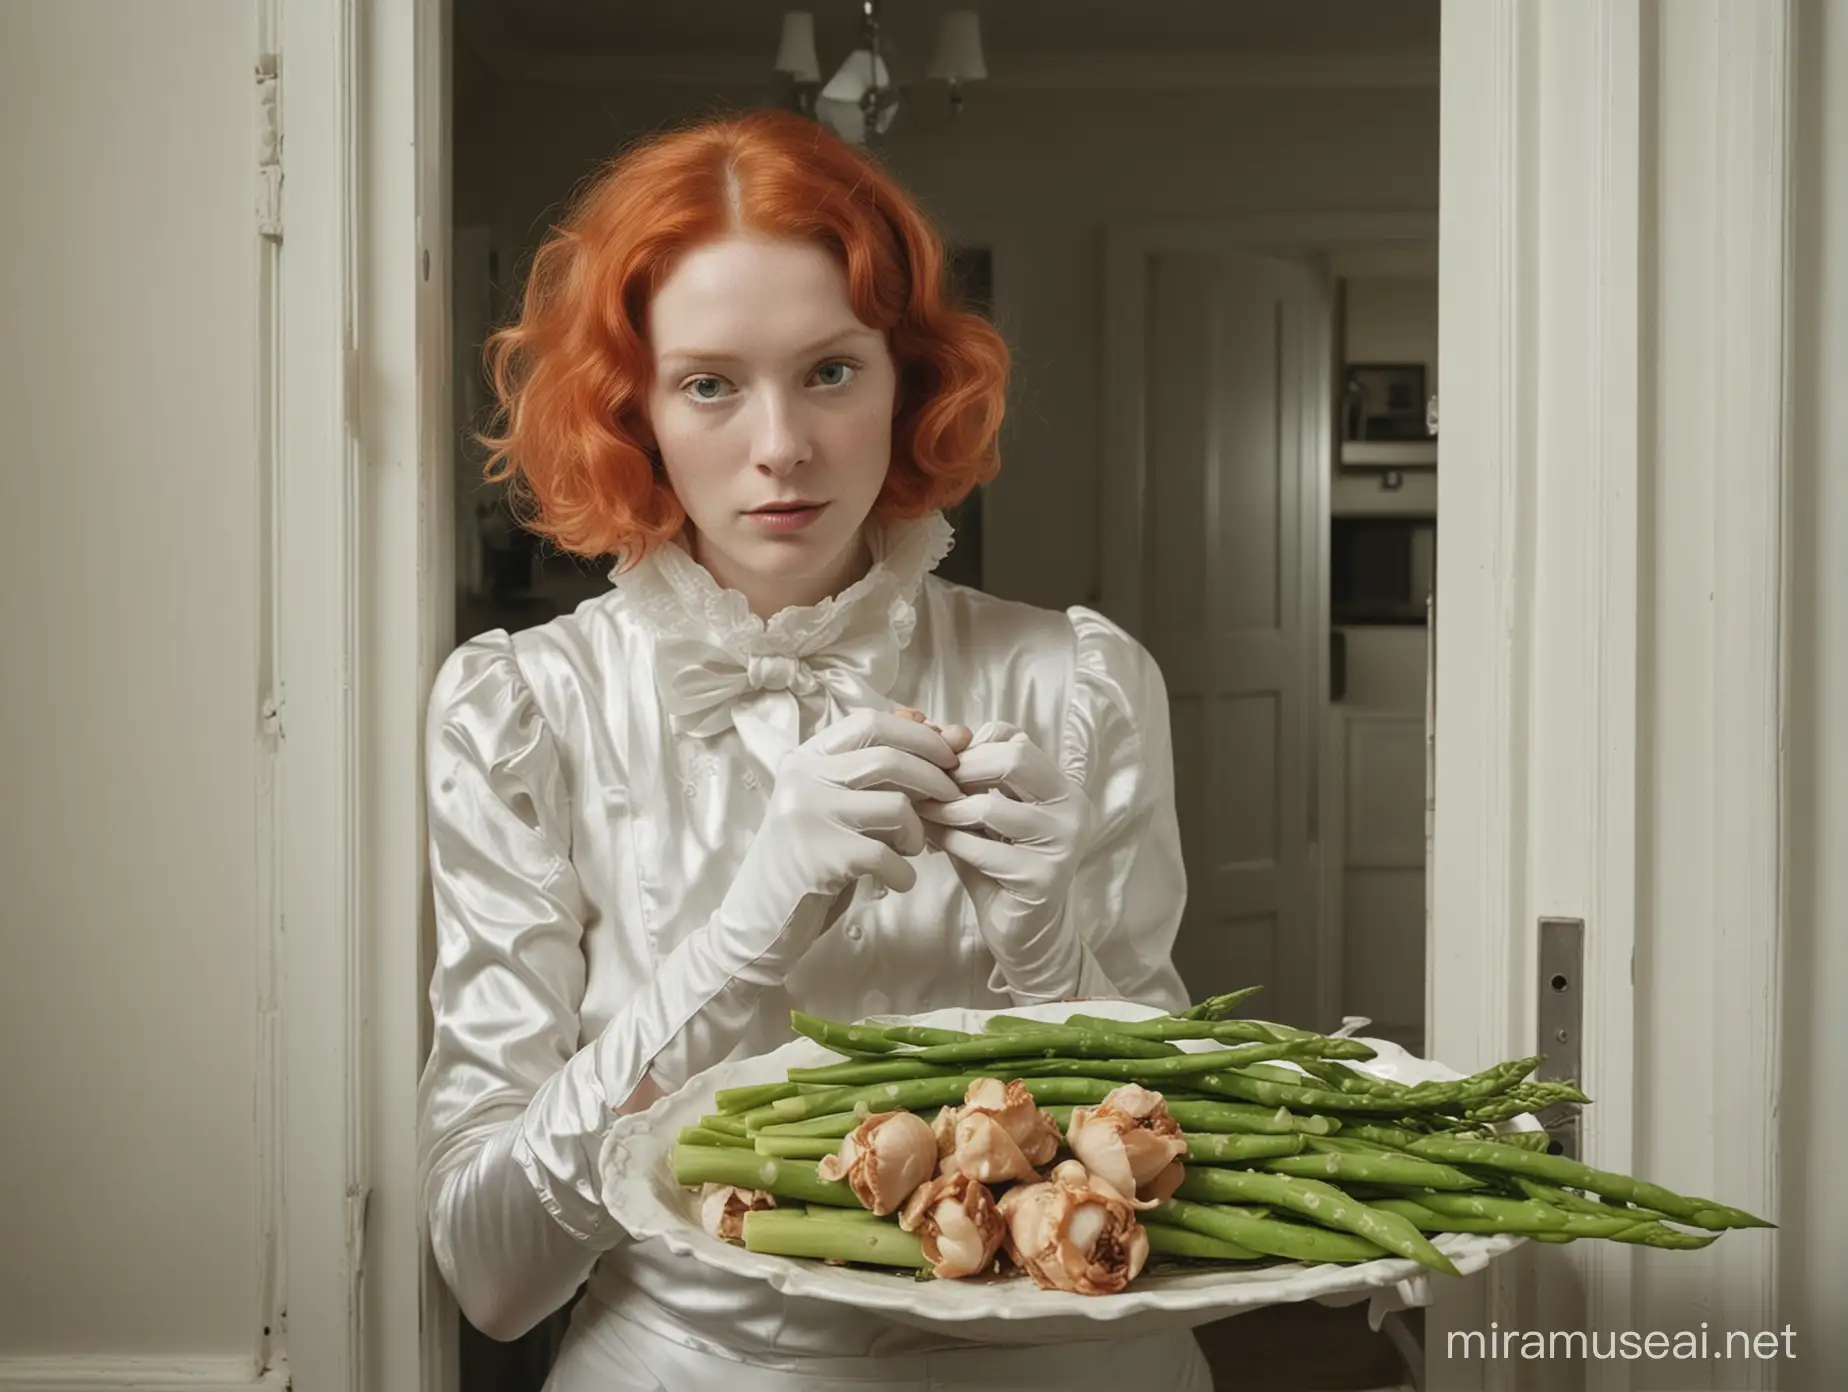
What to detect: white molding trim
<box><xmin>459</xmin><ymin>46</ymin><xmax>1438</xmax><ymax>92</ymax></box>
<box><xmin>0</xmin><ymin>1358</ymin><xmax>287</xmax><ymax>1392</ymax></box>
<box><xmin>252</xmin><ymin>0</ymin><xmax>287</xmax><ymax>1375</ymax></box>
<box><xmin>1521</xmin><ymin>7</ymin><xmax>1647</xmax><ymax>1388</ymax></box>
<box><xmin>1428</xmin><ymin>3</ymin><xmax>1523</xmax><ymax>1386</ymax></box>
<box><xmin>277</xmin><ymin>0</ymin><xmax>367</xmax><ymax>1387</ymax></box>
<box><xmin>1709</xmin><ymin>0</ymin><xmax>1793</xmax><ymax>1375</ymax></box>
<box><xmin>1434</xmin><ymin>1</ymin><xmax>1650</xmax><ymax>1385</ymax></box>
<box><xmin>282</xmin><ymin>0</ymin><xmax>457</xmax><ymax>1389</ymax></box>
<box><xmin>412</xmin><ymin>2</ymin><xmax>461</xmax><ymax>1391</ymax></box>
<box><xmin>1576</xmin><ymin>4</ymin><xmax>1645</xmax><ymax>1385</ymax></box>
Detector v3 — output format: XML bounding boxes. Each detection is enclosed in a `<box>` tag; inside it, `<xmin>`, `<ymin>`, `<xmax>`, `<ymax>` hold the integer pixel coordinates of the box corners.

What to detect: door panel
<box><xmin>1139</xmin><ymin>251</ymin><xmax>1328</xmax><ymax>1028</ymax></box>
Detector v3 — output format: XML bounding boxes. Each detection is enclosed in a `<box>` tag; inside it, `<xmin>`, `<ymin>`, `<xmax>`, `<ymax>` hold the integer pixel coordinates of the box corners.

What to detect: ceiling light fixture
<box><xmin>774</xmin><ymin>3</ymin><xmax>987</xmax><ymax>146</ymax></box>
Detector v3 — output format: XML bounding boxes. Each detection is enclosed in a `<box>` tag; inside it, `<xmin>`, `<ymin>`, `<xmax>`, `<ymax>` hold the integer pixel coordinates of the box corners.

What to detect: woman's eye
<box><xmin>684</xmin><ymin>376</ymin><xmax>730</xmax><ymax>403</ymax></box>
<box><xmin>812</xmin><ymin>361</ymin><xmax>856</xmax><ymax>388</ymax></box>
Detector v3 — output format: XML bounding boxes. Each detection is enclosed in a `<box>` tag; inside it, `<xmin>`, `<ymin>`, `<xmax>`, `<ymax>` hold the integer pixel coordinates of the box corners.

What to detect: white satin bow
<box><xmin>654</xmin><ymin>624</ymin><xmax>903</xmax><ymax>776</ymax></box>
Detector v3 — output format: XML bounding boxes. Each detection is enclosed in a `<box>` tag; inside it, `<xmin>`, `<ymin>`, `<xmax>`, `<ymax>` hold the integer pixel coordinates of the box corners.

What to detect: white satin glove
<box><xmin>639</xmin><ymin>709</ymin><xmax>962</xmax><ymax>1092</ymax></box>
<box><xmin>921</xmin><ymin>720</ymin><xmax>1095</xmax><ymax>1002</ymax></box>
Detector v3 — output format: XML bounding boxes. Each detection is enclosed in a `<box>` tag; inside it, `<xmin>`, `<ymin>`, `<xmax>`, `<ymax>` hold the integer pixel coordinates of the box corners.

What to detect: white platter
<box><xmin>599</xmin><ymin>999</ymin><xmax>1532</xmax><ymax>1342</ymax></box>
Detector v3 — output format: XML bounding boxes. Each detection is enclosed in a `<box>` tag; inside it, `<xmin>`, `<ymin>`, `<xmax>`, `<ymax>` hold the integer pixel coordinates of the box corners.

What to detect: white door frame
<box><xmin>275</xmin><ymin>6</ymin><xmax>1797</xmax><ymax>1390</ymax></box>
<box><xmin>1101</xmin><ymin>214</ymin><xmax>1434</xmax><ymax>1035</ymax></box>
<box><xmin>1431</xmin><ymin>4</ymin><xmax>1792</xmax><ymax>1390</ymax></box>
<box><xmin>276</xmin><ymin>0</ymin><xmax>456</xmax><ymax>1389</ymax></box>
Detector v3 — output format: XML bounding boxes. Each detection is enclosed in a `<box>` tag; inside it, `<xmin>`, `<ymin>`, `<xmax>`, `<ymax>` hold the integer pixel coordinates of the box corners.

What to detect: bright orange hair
<box><xmin>479</xmin><ymin>108</ymin><xmax>1011</xmax><ymax>565</ymax></box>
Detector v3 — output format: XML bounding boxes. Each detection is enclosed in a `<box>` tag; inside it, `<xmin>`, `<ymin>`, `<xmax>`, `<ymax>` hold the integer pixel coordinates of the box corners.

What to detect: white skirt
<box><xmin>542</xmin><ymin>1287</ymin><xmax>1215</xmax><ymax>1392</ymax></box>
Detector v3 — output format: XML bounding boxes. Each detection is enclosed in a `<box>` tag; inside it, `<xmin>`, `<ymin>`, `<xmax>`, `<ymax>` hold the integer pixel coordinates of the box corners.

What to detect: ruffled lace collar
<box><xmin>611</xmin><ymin>510</ymin><xmax>955</xmax><ymax>661</ymax></box>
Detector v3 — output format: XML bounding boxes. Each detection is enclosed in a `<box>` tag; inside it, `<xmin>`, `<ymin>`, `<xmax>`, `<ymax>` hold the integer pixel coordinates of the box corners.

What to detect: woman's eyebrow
<box><xmin>658</xmin><ymin>327</ymin><xmax>878</xmax><ymax>370</ymax></box>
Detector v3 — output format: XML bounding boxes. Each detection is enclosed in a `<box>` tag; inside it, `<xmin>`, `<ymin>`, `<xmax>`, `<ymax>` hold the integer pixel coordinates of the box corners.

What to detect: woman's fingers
<box><xmin>842</xmin><ymin>789</ymin><xmax>928</xmax><ymax>859</ymax></box>
<box><xmin>813</xmin><ymin>708</ymin><xmax>962</xmax><ymax>768</ymax></box>
<box><xmin>967</xmin><ymin>719</ymin><xmax>1022</xmax><ymax>746</ymax></box>
<box><xmin>942</xmin><ymin>735</ymin><xmax>1065</xmax><ymax>802</ymax></box>
<box><xmin>917</xmin><ymin>790</ymin><xmax>1043</xmax><ymax>844</ymax></box>
<box><xmin>938</xmin><ymin>723</ymin><xmax>975</xmax><ymax>754</ymax></box>
<box><xmin>825</xmin><ymin>744</ymin><xmax>963</xmax><ymax>802</ymax></box>
<box><xmin>926</xmin><ymin>824</ymin><xmax>1021</xmax><ymax>878</ymax></box>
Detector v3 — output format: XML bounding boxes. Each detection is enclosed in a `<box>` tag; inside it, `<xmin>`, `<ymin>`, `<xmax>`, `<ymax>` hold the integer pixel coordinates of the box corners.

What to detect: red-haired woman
<box><xmin>418</xmin><ymin>110</ymin><xmax>1204</xmax><ymax>1390</ymax></box>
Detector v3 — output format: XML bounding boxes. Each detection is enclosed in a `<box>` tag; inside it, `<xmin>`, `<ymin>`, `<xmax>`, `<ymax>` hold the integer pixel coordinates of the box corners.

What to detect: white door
<box><xmin>1106</xmin><ymin>244</ymin><xmax>1332</xmax><ymax>1029</ymax></box>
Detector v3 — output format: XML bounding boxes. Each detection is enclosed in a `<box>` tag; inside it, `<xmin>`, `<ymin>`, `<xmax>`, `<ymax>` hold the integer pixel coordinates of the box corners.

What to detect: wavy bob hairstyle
<box><xmin>479</xmin><ymin>109</ymin><xmax>1012</xmax><ymax>565</ymax></box>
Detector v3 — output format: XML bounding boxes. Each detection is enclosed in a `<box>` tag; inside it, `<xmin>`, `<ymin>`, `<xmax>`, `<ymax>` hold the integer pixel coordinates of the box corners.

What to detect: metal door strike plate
<box><xmin>1537</xmin><ymin>918</ymin><xmax>1584</xmax><ymax>1161</ymax></box>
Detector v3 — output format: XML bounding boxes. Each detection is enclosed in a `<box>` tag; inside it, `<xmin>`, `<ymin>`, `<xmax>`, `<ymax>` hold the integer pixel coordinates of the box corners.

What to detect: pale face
<box><xmin>645</xmin><ymin>234</ymin><xmax>899</xmax><ymax>616</ymax></box>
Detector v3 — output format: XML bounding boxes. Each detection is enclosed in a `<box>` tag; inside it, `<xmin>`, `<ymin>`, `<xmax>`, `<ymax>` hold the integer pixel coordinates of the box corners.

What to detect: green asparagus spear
<box><xmin>712</xmin><ymin>1081</ymin><xmax>803</xmax><ymax>1114</ymax></box>
<box><xmin>1147</xmin><ymin>1199</ymin><xmax>1389</xmax><ymax>1263</ymax></box>
<box><xmin>799</xmin><ymin>1204</ymin><xmax>888</xmax><ymax>1223</ymax></box>
<box><xmin>753</xmin><ymin>1134</ymin><xmax>843</xmax><ymax>1160</ymax></box>
<box><xmin>1404</xmin><ymin>1136</ymin><xmax>1774</xmax><ymax>1229</ymax></box>
<box><xmin>756</xmin><ymin>1105</ymin><xmax>947</xmax><ymax>1139</ymax></box>
<box><xmin>1396</xmin><ymin>1057</ymin><xmax>1543</xmax><ymax>1109</ymax></box>
<box><xmin>678</xmin><ymin>1125</ymin><xmax>752</xmax><ymax>1149</ymax></box>
<box><xmin>785</xmin><ymin>1059</ymin><xmax>966</xmax><ymax>1086</ymax></box>
<box><xmin>1143</xmin><ymin>1223</ymin><xmax>1266</xmax><ymax>1262</ymax></box>
<box><xmin>1065</xmin><ymin>1014</ymin><xmax>1307</xmax><ymax>1044</ymax></box>
<box><xmin>900</xmin><ymin>1027</ymin><xmax>1181</xmax><ymax>1063</ymax></box>
<box><xmin>1260</xmin><ymin>1150</ymin><xmax>1487</xmax><ymax>1191</ymax></box>
<box><xmin>790</xmin><ymin>1012</ymin><xmax>903</xmax><ymax>1056</ymax></box>
<box><xmin>1180</xmin><ymin>1132</ymin><xmax>1308</xmax><ymax>1163</ymax></box>
<box><xmin>1173</xmin><ymin>1167</ymin><xmax>1459</xmax><ymax>1275</ymax></box>
<box><xmin>1173</xmin><ymin>987</ymin><xmax>1266</xmax><ymax>1020</ymax></box>
<box><xmin>1334</xmin><ymin>1122</ymin><xmax>1424</xmax><ymax>1149</ymax></box>
<box><xmin>877</xmin><ymin>1025</ymin><xmax>980</xmax><ymax>1047</ymax></box>
<box><xmin>742</xmin><ymin>1209</ymin><xmax>924</xmax><ymax>1268</ymax></box>
<box><xmin>1165</xmin><ymin>1069</ymin><xmax>1407</xmax><ymax>1113</ymax></box>
<box><xmin>673</xmin><ymin>1145</ymin><xmax>864</xmax><ymax>1208</ymax></box>
<box><xmin>1164</xmin><ymin>1100</ymin><xmax>1341</xmax><ymax>1135</ymax></box>
<box><xmin>764</xmin><ymin>1074</ymin><xmax>1134</xmax><ymax>1126</ymax></box>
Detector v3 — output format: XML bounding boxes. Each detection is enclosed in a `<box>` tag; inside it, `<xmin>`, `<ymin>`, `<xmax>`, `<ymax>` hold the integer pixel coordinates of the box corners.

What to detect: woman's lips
<box><xmin>746</xmin><ymin>502</ymin><xmax>827</xmax><ymax>533</ymax></box>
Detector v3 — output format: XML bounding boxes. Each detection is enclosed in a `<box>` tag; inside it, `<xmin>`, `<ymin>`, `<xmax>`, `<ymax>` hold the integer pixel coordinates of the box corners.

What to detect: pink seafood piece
<box><xmin>995</xmin><ymin>1159</ymin><xmax>1150</xmax><ymax>1295</ymax></box>
<box><xmin>898</xmin><ymin>1171</ymin><xmax>1007</xmax><ymax>1279</ymax></box>
<box><xmin>1064</xmin><ymin>1082</ymin><xmax>1190</xmax><ymax>1209</ymax></box>
<box><xmin>698</xmin><ymin>1183</ymin><xmax>775</xmax><ymax>1243</ymax></box>
<box><xmin>936</xmin><ymin>1077</ymin><xmax>1063</xmax><ymax>1185</ymax></box>
<box><xmin>817</xmin><ymin>1109</ymin><xmax>938</xmax><ymax>1216</ymax></box>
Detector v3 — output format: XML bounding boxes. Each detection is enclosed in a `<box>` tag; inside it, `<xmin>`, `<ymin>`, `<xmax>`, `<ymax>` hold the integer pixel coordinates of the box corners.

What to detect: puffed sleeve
<box><xmin>416</xmin><ymin>633</ymin><xmax>627</xmax><ymax>1342</ymax></box>
<box><xmin>1053</xmin><ymin>609</ymin><xmax>1191</xmax><ymax>1013</ymax></box>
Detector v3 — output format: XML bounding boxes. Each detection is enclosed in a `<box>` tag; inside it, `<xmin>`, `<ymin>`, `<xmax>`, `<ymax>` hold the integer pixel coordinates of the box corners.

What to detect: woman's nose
<box><xmin>750</xmin><ymin>390</ymin><xmax>810</xmax><ymax>476</ymax></box>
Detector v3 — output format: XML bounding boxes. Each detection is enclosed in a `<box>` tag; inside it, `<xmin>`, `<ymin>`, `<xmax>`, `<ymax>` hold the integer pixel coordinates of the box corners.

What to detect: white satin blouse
<box><xmin>417</xmin><ymin>510</ymin><xmax>1193</xmax><ymax>1378</ymax></box>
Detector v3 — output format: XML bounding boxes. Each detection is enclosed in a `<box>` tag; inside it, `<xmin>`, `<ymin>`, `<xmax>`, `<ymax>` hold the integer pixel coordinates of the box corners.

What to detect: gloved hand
<box><xmin>635</xmin><ymin>709</ymin><xmax>962</xmax><ymax>1093</ymax></box>
<box><xmin>920</xmin><ymin>721</ymin><xmax>1095</xmax><ymax>1002</ymax></box>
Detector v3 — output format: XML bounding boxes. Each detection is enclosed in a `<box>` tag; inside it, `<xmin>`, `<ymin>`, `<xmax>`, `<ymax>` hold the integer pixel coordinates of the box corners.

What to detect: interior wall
<box><xmin>0</xmin><ymin>0</ymin><xmax>262</xmax><ymax>1366</ymax></box>
<box><xmin>454</xmin><ymin>59</ymin><xmax>1438</xmax><ymax>615</ymax></box>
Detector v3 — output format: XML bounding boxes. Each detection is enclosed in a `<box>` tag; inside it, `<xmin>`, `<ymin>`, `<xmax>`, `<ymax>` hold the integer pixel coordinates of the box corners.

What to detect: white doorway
<box><xmin>1102</xmin><ymin>226</ymin><xmax>1438</xmax><ymax>1054</ymax></box>
<box><xmin>272</xmin><ymin>3</ymin><xmax>1808</xmax><ymax>1391</ymax></box>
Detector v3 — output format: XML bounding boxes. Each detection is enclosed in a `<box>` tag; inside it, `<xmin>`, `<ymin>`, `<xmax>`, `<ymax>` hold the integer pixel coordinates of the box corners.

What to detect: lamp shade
<box><xmin>774</xmin><ymin>11</ymin><xmax>821</xmax><ymax>81</ymax></box>
<box><xmin>928</xmin><ymin>11</ymin><xmax>986</xmax><ymax>82</ymax></box>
